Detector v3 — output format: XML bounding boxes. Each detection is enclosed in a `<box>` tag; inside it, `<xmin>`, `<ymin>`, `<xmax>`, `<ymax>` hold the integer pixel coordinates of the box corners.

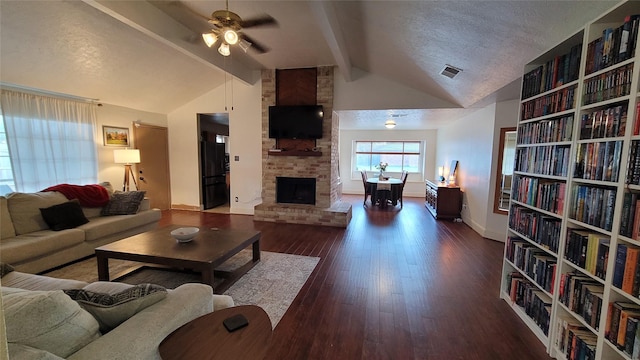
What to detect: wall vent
<box><xmin>441</xmin><ymin>65</ymin><xmax>463</xmax><ymax>79</ymax></box>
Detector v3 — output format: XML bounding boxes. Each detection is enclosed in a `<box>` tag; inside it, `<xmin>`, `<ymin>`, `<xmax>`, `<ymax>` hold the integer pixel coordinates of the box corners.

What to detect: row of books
<box><xmin>585</xmin><ymin>14</ymin><xmax>640</xmax><ymax>75</ymax></box>
<box><xmin>626</xmin><ymin>141</ymin><xmax>640</xmax><ymax>186</ymax></box>
<box><xmin>564</xmin><ymin>228</ymin><xmax>610</xmax><ymax>280</ymax></box>
<box><xmin>554</xmin><ymin>315</ymin><xmax>597</xmax><ymax>360</ymax></box>
<box><xmin>521</xmin><ymin>86</ymin><xmax>577</xmax><ymax>121</ymax></box>
<box><xmin>579</xmin><ymin>103</ymin><xmax>628</xmax><ymax>140</ymax></box>
<box><xmin>605</xmin><ymin>301</ymin><xmax>640</xmax><ymax>356</ymax></box>
<box><xmin>507</xmin><ymin>273</ymin><xmax>552</xmax><ymax>335</ymax></box>
<box><xmin>573</xmin><ymin>140</ymin><xmax>623</xmax><ymax>182</ymax></box>
<box><xmin>515</xmin><ymin>145</ymin><xmax>570</xmax><ymax>177</ymax></box>
<box><xmin>620</xmin><ymin>192</ymin><xmax>640</xmax><ymax>239</ymax></box>
<box><xmin>512</xmin><ymin>176</ymin><xmax>566</xmax><ymax>215</ymax></box>
<box><xmin>558</xmin><ymin>272</ymin><xmax>604</xmax><ymax>331</ymax></box>
<box><xmin>613</xmin><ymin>243</ymin><xmax>640</xmax><ymax>296</ymax></box>
<box><xmin>570</xmin><ymin>185</ymin><xmax>616</xmax><ymax>231</ymax></box>
<box><xmin>582</xmin><ymin>63</ymin><xmax>633</xmax><ymax>106</ymax></box>
<box><xmin>506</xmin><ymin>237</ymin><xmax>556</xmax><ymax>293</ymax></box>
<box><xmin>521</xmin><ymin>43</ymin><xmax>582</xmax><ymax>99</ymax></box>
<box><xmin>517</xmin><ymin>115</ymin><xmax>574</xmax><ymax>145</ymax></box>
<box><xmin>508</xmin><ymin>205</ymin><xmax>562</xmax><ymax>253</ymax></box>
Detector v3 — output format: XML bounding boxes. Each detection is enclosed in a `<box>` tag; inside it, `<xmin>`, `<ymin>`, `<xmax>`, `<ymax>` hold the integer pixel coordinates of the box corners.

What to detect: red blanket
<box><xmin>42</xmin><ymin>184</ymin><xmax>110</xmax><ymax>207</ymax></box>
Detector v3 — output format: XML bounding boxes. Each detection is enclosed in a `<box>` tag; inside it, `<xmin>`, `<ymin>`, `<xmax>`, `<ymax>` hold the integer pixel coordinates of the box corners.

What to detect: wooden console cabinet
<box><xmin>424</xmin><ymin>180</ymin><xmax>461</xmax><ymax>220</ymax></box>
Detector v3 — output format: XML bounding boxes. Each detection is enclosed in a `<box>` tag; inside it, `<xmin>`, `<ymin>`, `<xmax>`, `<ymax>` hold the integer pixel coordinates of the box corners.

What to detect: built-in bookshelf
<box><xmin>500</xmin><ymin>2</ymin><xmax>640</xmax><ymax>359</ymax></box>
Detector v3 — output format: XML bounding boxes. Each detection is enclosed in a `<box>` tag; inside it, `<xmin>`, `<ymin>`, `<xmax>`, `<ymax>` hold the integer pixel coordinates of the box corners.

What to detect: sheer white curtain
<box><xmin>0</xmin><ymin>90</ymin><xmax>98</xmax><ymax>192</ymax></box>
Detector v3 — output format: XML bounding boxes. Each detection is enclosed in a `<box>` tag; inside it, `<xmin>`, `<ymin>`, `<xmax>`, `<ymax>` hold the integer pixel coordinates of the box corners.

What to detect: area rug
<box><xmin>43</xmin><ymin>251</ymin><xmax>320</xmax><ymax>328</ymax></box>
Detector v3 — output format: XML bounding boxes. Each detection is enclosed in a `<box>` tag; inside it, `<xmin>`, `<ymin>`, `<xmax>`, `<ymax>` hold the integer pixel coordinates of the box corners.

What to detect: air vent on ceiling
<box><xmin>441</xmin><ymin>64</ymin><xmax>463</xmax><ymax>79</ymax></box>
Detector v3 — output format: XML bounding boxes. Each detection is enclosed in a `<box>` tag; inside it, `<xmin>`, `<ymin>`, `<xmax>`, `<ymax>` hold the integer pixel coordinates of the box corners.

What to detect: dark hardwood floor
<box><xmin>160</xmin><ymin>195</ymin><xmax>552</xmax><ymax>360</ymax></box>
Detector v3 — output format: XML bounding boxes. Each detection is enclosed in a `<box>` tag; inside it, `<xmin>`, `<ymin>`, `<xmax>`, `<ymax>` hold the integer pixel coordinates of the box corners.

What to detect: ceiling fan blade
<box><xmin>240</xmin><ymin>14</ymin><xmax>278</xmax><ymax>28</ymax></box>
<box><xmin>240</xmin><ymin>34</ymin><xmax>270</xmax><ymax>53</ymax></box>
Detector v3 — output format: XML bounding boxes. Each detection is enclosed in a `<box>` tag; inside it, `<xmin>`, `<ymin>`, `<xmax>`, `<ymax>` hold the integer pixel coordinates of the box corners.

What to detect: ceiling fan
<box><xmin>199</xmin><ymin>0</ymin><xmax>277</xmax><ymax>56</ymax></box>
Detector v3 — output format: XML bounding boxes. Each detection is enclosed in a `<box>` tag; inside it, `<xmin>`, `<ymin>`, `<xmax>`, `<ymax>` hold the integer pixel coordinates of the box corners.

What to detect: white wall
<box><xmin>95</xmin><ymin>103</ymin><xmax>167</xmax><ymax>189</ymax></box>
<box><xmin>339</xmin><ymin>129</ymin><xmax>437</xmax><ymax>198</ymax></box>
<box><xmin>437</xmin><ymin>105</ymin><xmax>497</xmax><ymax>238</ymax></box>
<box><xmin>333</xmin><ymin>67</ymin><xmax>457</xmax><ymax>110</ymax></box>
<box><xmin>485</xmin><ymin>100</ymin><xmax>519</xmax><ymax>241</ymax></box>
<box><xmin>167</xmin><ymin>74</ymin><xmax>262</xmax><ymax>214</ymax></box>
<box><xmin>436</xmin><ymin>100</ymin><xmax>519</xmax><ymax>241</ymax></box>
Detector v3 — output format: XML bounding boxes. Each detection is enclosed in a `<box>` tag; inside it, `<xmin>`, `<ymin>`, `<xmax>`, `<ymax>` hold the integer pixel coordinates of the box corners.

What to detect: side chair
<box><xmin>361</xmin><ymin>171</ymin><xmax>372</xmax><ymax>205</ymax></box>
<box><xmin>399</xmin><ymin>170</ymin><xmax>409</xmax><ymax>208</ymax></box>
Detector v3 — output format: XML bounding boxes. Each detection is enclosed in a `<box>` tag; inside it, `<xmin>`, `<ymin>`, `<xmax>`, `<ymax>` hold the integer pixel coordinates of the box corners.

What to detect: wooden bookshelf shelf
<box><xmin>501</xmin><ymin>3</ymin><xmax>640</xmax><ymax>360</ymax></box>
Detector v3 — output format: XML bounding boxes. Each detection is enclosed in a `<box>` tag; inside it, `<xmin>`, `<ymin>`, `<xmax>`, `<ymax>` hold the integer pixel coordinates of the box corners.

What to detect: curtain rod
<box><xmin>0</xmin><ymin>82</ymin><xmax>101</xmax><ymax>104</ymax></box>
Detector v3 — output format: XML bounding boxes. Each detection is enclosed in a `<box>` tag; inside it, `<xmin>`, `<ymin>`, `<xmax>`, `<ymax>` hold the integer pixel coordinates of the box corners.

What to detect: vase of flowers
<box><xmin>376</xmin><ymin>161</ymin><xmax>388</xmax><ymax>179</ymax></box>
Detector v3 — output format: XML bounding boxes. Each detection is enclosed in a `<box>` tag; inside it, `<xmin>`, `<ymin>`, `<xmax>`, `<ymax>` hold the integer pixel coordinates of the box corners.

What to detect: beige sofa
<box><xmin>0</xmin><ymin>185</ymin><xmax>162</xmax><ymax>274</ymax></box>
<box><xmin>1</xmin><ymin>269</ymin><xmax>234</xmax><ymax>359</ymax></box>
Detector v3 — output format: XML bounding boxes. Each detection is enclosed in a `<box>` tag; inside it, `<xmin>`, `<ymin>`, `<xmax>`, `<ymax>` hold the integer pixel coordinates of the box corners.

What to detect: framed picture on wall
<box><xmin>103</xmin><ymin>126</ymin><xmax>130</xmax><ymax>147</ymax></box>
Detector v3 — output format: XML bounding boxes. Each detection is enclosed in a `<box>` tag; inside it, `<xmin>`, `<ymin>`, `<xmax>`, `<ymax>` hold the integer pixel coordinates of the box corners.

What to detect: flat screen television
<box><xmin>268</xmin><ymin>105</ymin><xmax>324</xmax><ymax>139</ymax></box>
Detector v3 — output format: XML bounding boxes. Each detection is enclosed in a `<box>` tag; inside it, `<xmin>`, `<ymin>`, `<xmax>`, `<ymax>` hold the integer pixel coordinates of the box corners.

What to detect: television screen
<box><xmin>268</xmin><ymin>105</ymin><xmax>324</xmax><ymax>139</ymax></box>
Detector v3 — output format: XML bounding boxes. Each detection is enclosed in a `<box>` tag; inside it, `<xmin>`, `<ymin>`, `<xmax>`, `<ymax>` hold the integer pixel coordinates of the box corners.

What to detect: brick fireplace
<box><xmin>253</xmin><ymin>66</ymin><xmax>352</xmax><ymax>227</ymax></box>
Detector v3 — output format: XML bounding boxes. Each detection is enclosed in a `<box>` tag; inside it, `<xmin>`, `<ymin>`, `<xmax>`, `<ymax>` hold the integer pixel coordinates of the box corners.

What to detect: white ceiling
<box><xmin>0</xmin><ymin>0</ymin><xmax>618</xmax><ymax>129</ymax></box>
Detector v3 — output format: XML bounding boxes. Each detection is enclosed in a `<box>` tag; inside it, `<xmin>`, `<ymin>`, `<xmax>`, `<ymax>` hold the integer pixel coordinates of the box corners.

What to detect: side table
<box><xmin>159</xmin><ymin>305</ymin><xmax>272</xmax><ymax>360</ymax></box>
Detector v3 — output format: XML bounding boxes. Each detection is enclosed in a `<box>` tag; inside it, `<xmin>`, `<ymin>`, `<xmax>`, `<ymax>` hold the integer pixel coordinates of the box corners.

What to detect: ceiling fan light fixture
<box><xmin>218</xmin><ymin>43</ymin><xmax>231</xmax><ymax>56</ymax></box>
<box><xmin>385</xmin><ymin>120</ymin><xmax>396</xmax><ymax>129</ymax></box>
<box><xmin>223</xmin><ymin>29</ymin><xmax>239</xmax><ymax>45</ymax></box>
<box><xmin>202</xmin><ymin>33</ymin><xmax>218</xmax><ymax>48</ymax></box>
<box><xmin>238</xmin><ymin>39</ymin><xmax>251</xmax><ymax>52</ymax></box>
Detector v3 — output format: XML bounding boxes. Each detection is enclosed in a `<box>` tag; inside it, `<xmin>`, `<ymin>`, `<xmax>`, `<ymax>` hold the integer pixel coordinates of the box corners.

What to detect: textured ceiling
<box><xmin>0</xmin><ymin>0</ymin><xmax>619</xmax><ymax>128</ymax></box>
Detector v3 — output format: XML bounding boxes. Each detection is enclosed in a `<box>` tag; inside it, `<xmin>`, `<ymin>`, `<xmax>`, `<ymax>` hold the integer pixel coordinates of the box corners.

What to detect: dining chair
<box><xmin>361</xmin><ymin>171</ymin><xmax>372</xmax><ymax>205</ymax></box>
<box><xmin>399</xmin><ymin>170</ymin><xmax>409</xmax><ymax>208</ymax></box>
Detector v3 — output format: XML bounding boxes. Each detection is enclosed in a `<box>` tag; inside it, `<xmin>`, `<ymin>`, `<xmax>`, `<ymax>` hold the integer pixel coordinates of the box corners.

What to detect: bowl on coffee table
<box><xmin>170</xmin><ymin>227</ymin><xmax>199</xmax><ymax>243</ymax></box>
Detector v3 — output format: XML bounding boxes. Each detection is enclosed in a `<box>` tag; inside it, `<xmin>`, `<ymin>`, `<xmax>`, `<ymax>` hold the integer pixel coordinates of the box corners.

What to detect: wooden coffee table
<box><xmin>95</xmin><ymin>225</ymin><xmax>261</xmax><ymax>294</ymax></box>
<box><xmin>159</xmin><ymin>305</ymin><xmax>272</xmax><ymax>360</ymax></box>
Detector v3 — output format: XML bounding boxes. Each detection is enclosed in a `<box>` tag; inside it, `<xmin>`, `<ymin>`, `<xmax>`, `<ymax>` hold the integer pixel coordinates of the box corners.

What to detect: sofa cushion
<box><xmin>101</xmin><ymin>191</ymin><xmax>146</xmax><ymax>216</ymax></box>
<box><xmin>0</xmin><ymin>229</ymin><xmax>85</xmax><ymax>265</ymax></box>
<box><xmin>1</xmin><ymin>271</ymin><xmax>88</xmax><ymax>291</ymax></box>
<box><xmin>8</xmin><ymin>343</ymin><xmax>66</xmax><ymax>360</ymax></box>
<box><xmin>0</xmin><ymin>262</ymin><xmax>15</xmax><ymax>277</ymax></box>
<box><xmin>79</xmin><ymin>210</ymin><xmax>160</xmax><ymax>242</ymax></box>
<box><xmin>64</xmin><ymin>283</ymin><xmax>167</xmax><ymax>333</ymax></box>
<box><xmin>6</xmin><ymin>192</ymin><xmax>68</xmax><ymax>235</ymax></box>
<box><xmin>1</xmin><ymin>196</ymin><xmax>16</xmax><ymax>239</ymax></box>
<box><xmin>2</xmin><ymin>287</ymin><xmax>101</xmax><ymax>358</ymax></box>
<box><xmin>40</xmin><ymin>199</ymin><xmax>89</xmax><ymax>231</ymax></box>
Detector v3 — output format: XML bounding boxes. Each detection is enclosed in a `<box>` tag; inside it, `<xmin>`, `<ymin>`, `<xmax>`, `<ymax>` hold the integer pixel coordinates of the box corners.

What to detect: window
<box><xmin>0</xmin><ymin>115</ymin><xmax>15</xmax><ymax>194</ymax></box>
<box><xmin>354</xmin><ymin>141</ymin><xmax>423</xmax><ymax>175</ymax></box>
<box><xmin>0</xmin><ymin>90</ymin><xmax>98</xmax><ymax>194</ymax></box>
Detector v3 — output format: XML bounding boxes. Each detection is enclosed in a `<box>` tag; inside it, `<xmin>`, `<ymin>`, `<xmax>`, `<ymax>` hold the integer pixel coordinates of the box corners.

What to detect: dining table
<box><xmin>366</xmin><ymin>177</ymin><xmax>403</xmax><ymax>207</ymax></box>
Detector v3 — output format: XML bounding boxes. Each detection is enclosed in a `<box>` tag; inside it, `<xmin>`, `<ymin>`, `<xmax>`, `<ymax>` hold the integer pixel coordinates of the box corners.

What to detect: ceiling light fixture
<box><xmin>385</xmin><ymin>120</ymin><xmax>396</xmax><ymax>129</ymax></box>
<box><xmin>238</xmin><ymin>38</ymin><xmax>251</xmax><ymax>53</ymax></box>
<box><xmin>223</xmin><ymin>29</ymin><xmax>239</xmax><ymax>45</ymax></box>
<box><xmin>202</xmin><ymin>33</ymin><xmax>218</xmax><ymax>48</ymax></box>
<box><xmin>218</xmin><ymin>43</ymin><xmax>231</xmax><ymax>56</ymax></box>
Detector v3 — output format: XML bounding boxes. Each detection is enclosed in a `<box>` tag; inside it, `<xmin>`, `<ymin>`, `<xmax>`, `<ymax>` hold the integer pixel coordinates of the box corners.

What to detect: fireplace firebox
<box><xmin>276</xmin><ymin>177</ymin><xmax>316</xmax><ymax>205</ymax></box>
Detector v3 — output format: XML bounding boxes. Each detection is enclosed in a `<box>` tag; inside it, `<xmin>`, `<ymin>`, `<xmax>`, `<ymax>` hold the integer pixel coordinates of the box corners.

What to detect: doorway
<box><xmin>132</xmin><ymin>123</ymin><xmax>171</xmax><ymax>210</ymax></box>
<box><xmin>198</xmin><ymin>113</ymin><xmax>230</xmax><ymax>211</ymax></box>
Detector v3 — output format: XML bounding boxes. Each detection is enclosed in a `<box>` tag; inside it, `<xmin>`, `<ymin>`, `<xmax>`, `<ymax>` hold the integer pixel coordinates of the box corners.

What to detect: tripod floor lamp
<box><xmin>113</xmin><ymin>148</ymin><xmax>140</xmax><ymax>191</ymax></box>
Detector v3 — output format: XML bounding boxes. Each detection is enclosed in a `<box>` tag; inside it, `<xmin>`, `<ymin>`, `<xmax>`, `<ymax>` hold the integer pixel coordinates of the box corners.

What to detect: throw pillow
<box><xmin>100</xmin><ymin>191</ymin><xmax>146</xmax><ymax>216</ymax></box>
<box><xmin>63</xmin><ymin>283</ymin><xmax>167</xmax><ymax>333</ymax></box>
<box><xmin>2</xmin><ymin>287</ymin><xmax>101</xmax><ymax>358</ymax></box>
<box><xmin>0</xmin><ymin>262</ymin><xmax>14</xmax><ymax>277</ymax></box>
<box><xmin>39</xmin><ymin>199</ymin><xmax>89</xmax><ymax>231</ymax></box>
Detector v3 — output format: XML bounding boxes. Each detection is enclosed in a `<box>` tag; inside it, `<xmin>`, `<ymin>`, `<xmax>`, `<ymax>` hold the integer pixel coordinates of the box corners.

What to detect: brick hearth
<box><xmin>254</xmin><ymin>67</ymin><xmax>352</xmax><ymax>227</ymax></box>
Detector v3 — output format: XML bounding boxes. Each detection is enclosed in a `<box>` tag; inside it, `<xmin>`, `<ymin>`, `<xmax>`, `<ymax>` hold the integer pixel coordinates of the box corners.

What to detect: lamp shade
<box><xmin>202</xmin><ymin>33</ymin><xmax>218</xmax><ymax>48</ymax></box>
<box><xmin>218</xmin><ymin>43</ymin><xmax>230</xmax><ymax>56</ymax></box>
<box><xmin>114</xmin><ymin>149</ymin><xmax>140</xmax><ymax>164</ymax></box>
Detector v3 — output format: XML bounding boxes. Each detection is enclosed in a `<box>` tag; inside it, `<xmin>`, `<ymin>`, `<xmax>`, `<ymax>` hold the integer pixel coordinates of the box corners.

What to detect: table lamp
<box><xmin>114</xmin><ymin>148</ymin><xmax>140</xmax><ymax>191</ymax></box>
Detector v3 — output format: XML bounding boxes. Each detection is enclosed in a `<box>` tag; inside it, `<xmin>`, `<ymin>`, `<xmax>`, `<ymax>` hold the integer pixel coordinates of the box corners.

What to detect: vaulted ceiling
<box><xmin>0</xmin><ymin>1</ymin><xmax>617</xmax><ymax>129</ymax></box>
